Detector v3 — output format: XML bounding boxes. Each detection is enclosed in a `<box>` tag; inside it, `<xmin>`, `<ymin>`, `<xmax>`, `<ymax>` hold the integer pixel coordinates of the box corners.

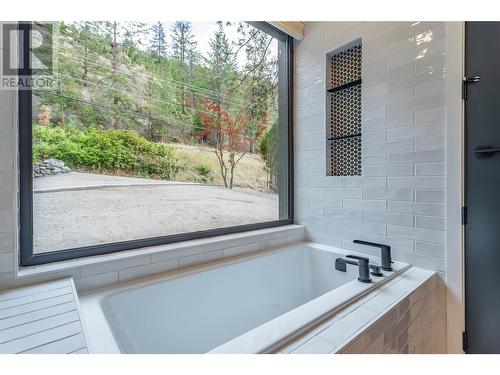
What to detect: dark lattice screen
<box><xmin>329</xmin><ymin>137</ymin><xmax>362</xmax><ymax>176</ymax></box>
<box><xmin>327</xmin><ymin>42</ymin><xmax>362</xmax><ymax>176</ymax></box>
<box><xmin>329</xmin><ymin>85</ymin><xmax>362</xmax><ymax>138</ymax></box>
<box><xmin>330</xmin><ymin>44</ymin><xmax>362</xmax><ymax>87</ymax></box>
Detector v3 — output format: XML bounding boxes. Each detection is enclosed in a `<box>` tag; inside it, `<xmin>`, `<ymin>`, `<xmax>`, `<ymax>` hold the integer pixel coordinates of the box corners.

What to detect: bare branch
<box><xmin>232</xmin><ymin>38</ymin><xmax>273</xmax><ymax>90</ymax></box>
<box><xmin>230</xmin><ymin>29</ymin><xmax>260</xmax><ymax>59</ymax></box>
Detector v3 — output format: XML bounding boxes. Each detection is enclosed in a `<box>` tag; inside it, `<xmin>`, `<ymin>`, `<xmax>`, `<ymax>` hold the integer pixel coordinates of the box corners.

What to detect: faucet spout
<box><xmin>353</xmin><ymin>240</ymin><xmax>393</xmax><ymax>271</ymax></box>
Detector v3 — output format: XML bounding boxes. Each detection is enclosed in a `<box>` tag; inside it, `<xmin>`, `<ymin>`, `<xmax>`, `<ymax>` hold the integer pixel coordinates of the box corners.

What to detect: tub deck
<box><xmin>79</xmin><ymin>242</ymin><xmax>410</xmax><ymax>354</ymax></box>
<box><xmin>0</xmin><ymin>278</ymin><xmax>89</xmax><ymax>354</ymax></box>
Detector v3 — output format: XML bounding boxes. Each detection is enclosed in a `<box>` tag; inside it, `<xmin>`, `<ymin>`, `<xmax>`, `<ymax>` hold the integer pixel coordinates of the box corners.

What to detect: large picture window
<box><xmin>19</xmin><ymin>21</ymin><xmax>293</xmax><ymax>266</ymax></box>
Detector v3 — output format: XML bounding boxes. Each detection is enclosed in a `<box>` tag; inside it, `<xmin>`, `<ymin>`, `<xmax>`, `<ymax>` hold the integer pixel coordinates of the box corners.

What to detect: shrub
<box><xmin>258</xmin><ymin>122</ymin><xmax>279</xmax><ymax>191</ymax></box>
<box><xmin>193</xmin><ymin>162</ymin><xmax>214</xmax><ymax>183</ymax></box>
<box><xmin>32</xmin><ymin>125</ymin><xmax>185</xmax><ymax>180</ymax></box>
<box><xmin>194</xmin><ymin>162</ymin><xmax>211</xmax><ymax>177</ymax></box>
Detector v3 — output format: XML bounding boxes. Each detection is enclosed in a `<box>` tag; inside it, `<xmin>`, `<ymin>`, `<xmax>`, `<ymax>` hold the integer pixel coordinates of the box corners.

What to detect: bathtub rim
<box><xmin>78</xmin><ymin>241</ymin><xmax>410</xmax><ymax>354</ymax></box>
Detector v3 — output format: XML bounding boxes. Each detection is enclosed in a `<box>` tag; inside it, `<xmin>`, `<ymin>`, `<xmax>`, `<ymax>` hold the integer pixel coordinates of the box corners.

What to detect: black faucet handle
<box><xmin>345</xmin><ymin>255</ymin><xmax>372</xmax><ymax>283</ymax></box>
<box><xmin>336</xmin><ymin>255</ymin><xmax>372</xmax><ymax>283</ymax></box>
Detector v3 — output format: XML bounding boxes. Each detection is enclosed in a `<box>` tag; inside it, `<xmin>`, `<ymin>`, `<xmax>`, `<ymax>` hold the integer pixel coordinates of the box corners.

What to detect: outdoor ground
<box><xmin>33</xmin><ymin>172</ymin><xmax>278</xmax><ymax>254</ymax></box>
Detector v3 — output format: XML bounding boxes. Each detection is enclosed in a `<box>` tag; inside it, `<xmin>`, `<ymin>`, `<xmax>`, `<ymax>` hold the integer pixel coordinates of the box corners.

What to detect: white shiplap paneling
<box><xmin>0</xmin><ymin>278</ymin><xmax>88</xmax><ymax>354</ymax></box>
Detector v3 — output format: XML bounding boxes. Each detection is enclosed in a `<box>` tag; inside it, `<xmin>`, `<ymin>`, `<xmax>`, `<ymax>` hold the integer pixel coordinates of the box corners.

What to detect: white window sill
<box><xmin>16</xmin><ymin>224</ymin><xmax>305</xmax><ymax>279</ymax></box>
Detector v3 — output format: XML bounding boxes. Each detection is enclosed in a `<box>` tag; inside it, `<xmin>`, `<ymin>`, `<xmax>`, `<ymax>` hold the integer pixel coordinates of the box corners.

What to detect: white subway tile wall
<box><xmin>295</xmin><ymin>22</ymin><xmax>447</xmax><ymax>275</ymax></box>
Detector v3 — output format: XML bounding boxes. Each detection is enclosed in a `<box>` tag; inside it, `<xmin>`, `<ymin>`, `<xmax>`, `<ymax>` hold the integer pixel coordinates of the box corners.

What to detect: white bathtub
<box><xmin>79</xmin><ymin>242</ymin><xmax>409</xmax><ymax>353</ymax></box>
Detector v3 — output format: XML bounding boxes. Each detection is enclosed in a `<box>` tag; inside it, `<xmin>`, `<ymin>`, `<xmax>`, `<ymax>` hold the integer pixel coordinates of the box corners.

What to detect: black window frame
<box><xmin>18</xmin><ymin>21</ymin><xmax>294</xmax><ymax>267</ymax></box>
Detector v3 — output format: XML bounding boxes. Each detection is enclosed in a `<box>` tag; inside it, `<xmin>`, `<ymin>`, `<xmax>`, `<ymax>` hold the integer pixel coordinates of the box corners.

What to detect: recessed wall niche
<box><xmin>326</xmin><ymin>40</ymin><xmax>362</xmax><ymax>176</ymax></box>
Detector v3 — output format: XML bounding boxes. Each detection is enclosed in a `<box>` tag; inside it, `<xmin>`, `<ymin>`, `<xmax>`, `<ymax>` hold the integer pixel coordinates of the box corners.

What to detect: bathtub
<box><xmin>79</xmin><ymin>242</ymin><xmax>409</xmax><ymax>353</ymax></box>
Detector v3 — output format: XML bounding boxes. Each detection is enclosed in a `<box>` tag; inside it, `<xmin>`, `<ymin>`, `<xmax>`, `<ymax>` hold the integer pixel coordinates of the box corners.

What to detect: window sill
<box><xmin>16</xmin><ymin>224</ymin><xmax>305</xmax><ymax>279</ymax></box>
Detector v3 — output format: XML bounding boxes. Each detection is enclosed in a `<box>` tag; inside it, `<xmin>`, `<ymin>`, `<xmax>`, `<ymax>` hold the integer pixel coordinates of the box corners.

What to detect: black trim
<box><xmin>464</xmin><ymin>21</ymin><xmax>470</xmax><ymax>354</ymax></box>
<box><xmin>328</xmin><ymin>133</ymin><xmax>361</xmax><ymax>141</ymax></box>
<box><xmin>18</xmin><ymin>21</ymin><xmax>294</xmax><ymax>266</ymax></box>
<box><xmin>327</xmin><ymin>79</ymin><xmax>362</xmax><ymax>93</ymax></box>
<box><xmin>286</xmin><ymin>34</ymin><xmax>294</xmax><ymax>222</ymax></box>
<box><xmin>19</xmin><ymin>22</ymin><xmax>34</xmax><ymax>267</ymax></box>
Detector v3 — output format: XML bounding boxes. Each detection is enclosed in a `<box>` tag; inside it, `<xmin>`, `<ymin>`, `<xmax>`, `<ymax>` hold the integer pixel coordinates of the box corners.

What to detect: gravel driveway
<box><xmin>33</xmin><ymin>173</ymin><xmax>278</xmax><ymax>253</ymax></box>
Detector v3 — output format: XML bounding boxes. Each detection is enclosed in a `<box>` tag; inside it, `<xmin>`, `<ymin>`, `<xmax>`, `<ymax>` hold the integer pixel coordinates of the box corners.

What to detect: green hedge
<box><xmin>33</xmin><ymin>125</ymin><xmax>185</xmax><ymax>180</ymax></box>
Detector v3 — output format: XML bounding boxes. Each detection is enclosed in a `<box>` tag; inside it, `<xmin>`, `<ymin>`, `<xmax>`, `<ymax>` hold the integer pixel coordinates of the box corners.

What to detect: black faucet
<box><xmin>353</xmin><ymin>240</ymin><xmax>393</xmax><ymax>271</ymax></box>
<box><xmin>335</xmin><ymin>255</ymin><xmax>372</xmax><ymax>283</ymax></box>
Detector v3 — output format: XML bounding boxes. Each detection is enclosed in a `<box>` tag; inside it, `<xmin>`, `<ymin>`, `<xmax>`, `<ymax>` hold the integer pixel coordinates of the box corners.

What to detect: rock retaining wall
<box><xmin>33</xmin><ymin>159</ymin><xmax>71</xmax><ymax>178</ymax></box>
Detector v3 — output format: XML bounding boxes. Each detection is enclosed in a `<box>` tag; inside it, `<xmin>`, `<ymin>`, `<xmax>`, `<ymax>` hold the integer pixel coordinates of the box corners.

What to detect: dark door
<box><xmin>465</xmin><ymin>21</ymin><xmax>500</xmax><ymax>353</ymax></box>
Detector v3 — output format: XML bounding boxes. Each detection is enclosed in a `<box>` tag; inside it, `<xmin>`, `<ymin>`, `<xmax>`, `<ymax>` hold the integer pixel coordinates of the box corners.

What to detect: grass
<box><xmin>172</xmin><ymin>143</ymin><xmax>268</xmax><ymax>191</ymax></box>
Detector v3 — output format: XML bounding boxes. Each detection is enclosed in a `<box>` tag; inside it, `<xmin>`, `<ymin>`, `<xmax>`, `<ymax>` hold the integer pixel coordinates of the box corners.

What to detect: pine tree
<box><xmin>207</xmin><ymin>21</ymin><xmax>236</xmax><ymax>108</ymax></box>
<box><xmin>170</xmin><ymin>21</ymin><xmax>197</xmax><ymax>64</ymax></box>
<box><xmin>72</xmin><ymin>22</ymin><xmax>97</xmax><ymax>86</ymax></box>
<box><xmin>95</xmin><ymin>21</ymin><xmax>138</xmax><ymax>130</ymax></box>
<box><xmin>150</xmin><ymin>22</ymin><xmax>167</xmax><ymax>64</ymax></box>
<box><xmin>122</xmin><ymin>22</ymin><xmax>149</xmax><ymax>63</ymax></box>
<box><xmin>170</xmin><ymin>21</ymin><xmax>198</xmax><ymax>113</ymax></box>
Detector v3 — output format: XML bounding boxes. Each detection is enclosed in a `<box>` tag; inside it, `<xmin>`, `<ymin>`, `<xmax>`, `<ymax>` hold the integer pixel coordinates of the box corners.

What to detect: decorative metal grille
<box><xmin>330</xmin><ymin>44</ymin><xmax>362</xmax><ymax>87</ymax></box>
<box><xmin>329</xmin><ymin>137</ymin><xmax>362</xmax><ymax>176</ymax></box>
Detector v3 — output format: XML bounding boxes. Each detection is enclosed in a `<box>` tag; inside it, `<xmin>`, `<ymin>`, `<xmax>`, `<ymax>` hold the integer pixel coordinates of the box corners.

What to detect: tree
<box><xmin>238</xmin><ymin>23</ymin><xmax>277</xmax><ymax>152</ymax></box>
<box><xmin>207</xmin><ymin>21</ymin><xmax>236</xmax><ymax>105</ymax></box>
<box><xmin>170</xmin><ymin>22</ymin><xmax>197</xmax><ymax>63</ymax></box>
<box><xmin>110</xmin><ymin>21</ymin><xmax>121</xmax><ymax>129</ymax></box>
<box><xmin>150</xmin><ymin>22</ymin><xmax>167</xmax><ymax>64</ymax></box>
<box><xmin>40</xmin><ymin>22</ymin><xmax>106</xmax><ymax>126</ymax></box>
<box><xmin>121</xmin><ymin>22</ymin><xmax>149</xmax><ymax>63</ymax></box>
<box><xmin>258</xmin><ymin>122</ymin><xmax>278</xmax><ymax>191</ymax></box>
<box><xmin>69</xmin><ymin>22</ymin><xmax>102</xmax><ymax>86</ymax></box>
<box><xmin>198</xmin><ymin>97</ymin><xmax>266</xmax><ymax>189</ymax></box>
<box><xmin>93</xmin><ymin>21</ymin><xmax>140</xmax><ymax>130</ymax></box>
<box><xmin>170</xmin><ymin>21</ymin><xmax>198</xmax><ymax>113</ymax></box>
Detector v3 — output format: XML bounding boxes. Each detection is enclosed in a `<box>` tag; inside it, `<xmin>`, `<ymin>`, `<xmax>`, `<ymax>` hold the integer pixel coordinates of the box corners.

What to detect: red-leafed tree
<box><xmin>199</xmin><ymin>97</ymin><xmax>267</xmax><ymax>189</ymax></box>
